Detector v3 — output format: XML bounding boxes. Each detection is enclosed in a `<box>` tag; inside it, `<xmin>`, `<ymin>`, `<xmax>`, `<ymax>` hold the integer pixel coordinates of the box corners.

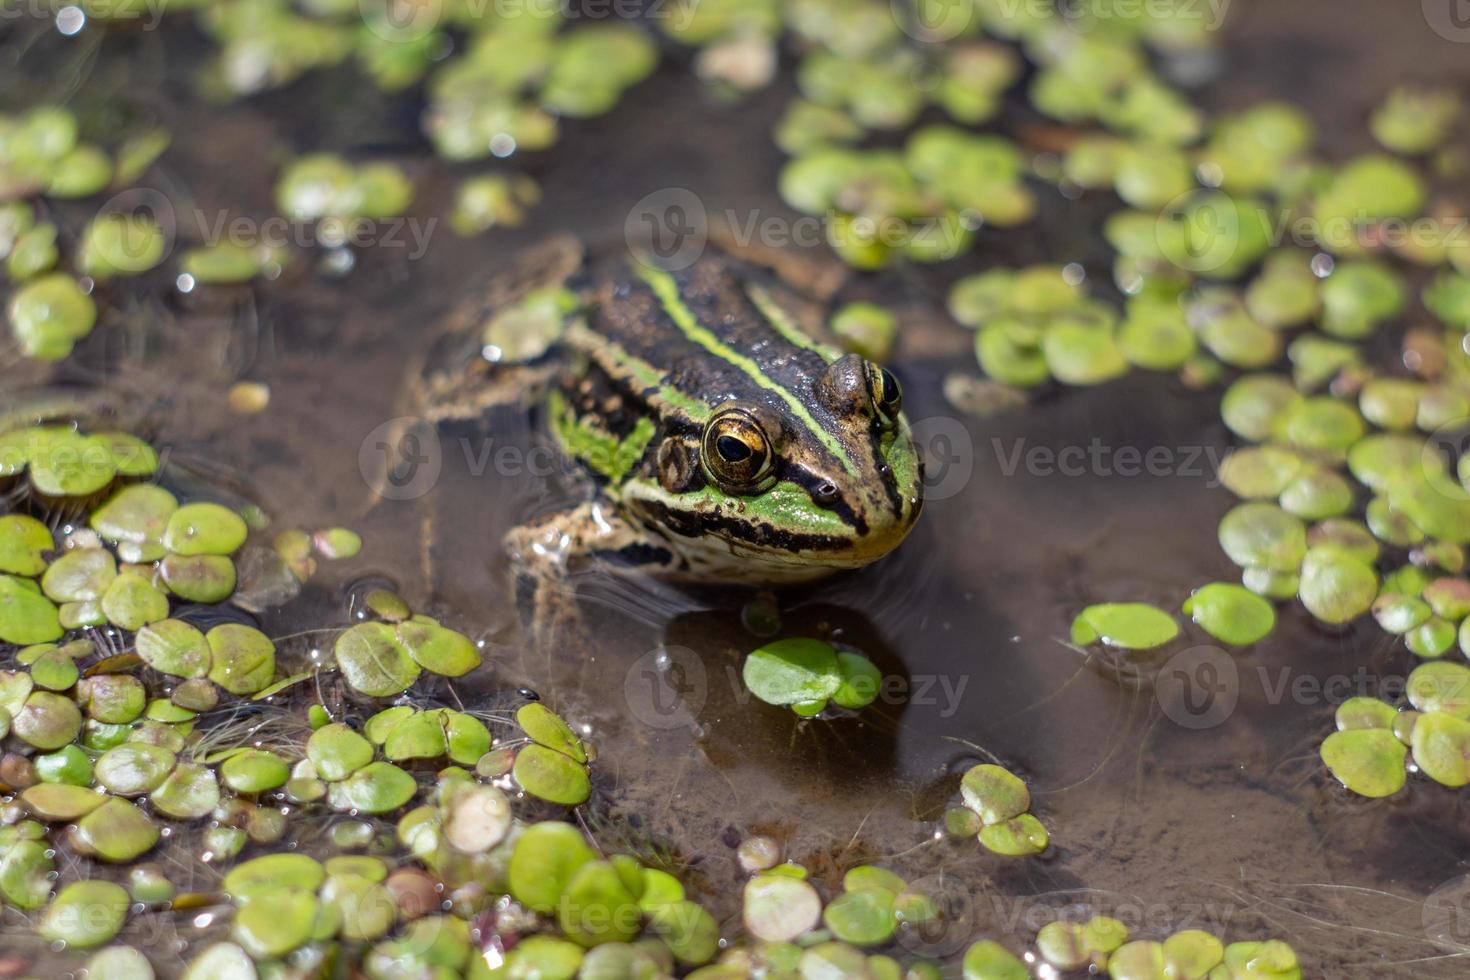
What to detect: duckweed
<box><xmin>1070</xmin><ymin>602</ymin><xmax>1179</xmax><ymax>650</ymax></box>
<box><xmin>1321</xmin><ymin>728</ymin><xmax>1407</xmax><ymax>797</ymax></box>
<box><xmin>1182</xmin><ymin>583</ymin><xmax>1276</xmax><ymax>645</ymax></box>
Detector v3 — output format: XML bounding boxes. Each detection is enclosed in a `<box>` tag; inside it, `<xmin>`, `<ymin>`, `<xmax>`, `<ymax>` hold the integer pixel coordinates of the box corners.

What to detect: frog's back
<box><xmin>564</xmin><ymin>253</ymin><xmax>844</xmax><ymax>435</ymax></box>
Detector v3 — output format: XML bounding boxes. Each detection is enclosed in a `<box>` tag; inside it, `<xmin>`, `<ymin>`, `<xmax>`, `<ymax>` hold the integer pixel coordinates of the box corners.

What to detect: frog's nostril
<box><xmin>814</xmin><ymin>482</ymin><xmax>839</xmax><ymax>506</ymax></box>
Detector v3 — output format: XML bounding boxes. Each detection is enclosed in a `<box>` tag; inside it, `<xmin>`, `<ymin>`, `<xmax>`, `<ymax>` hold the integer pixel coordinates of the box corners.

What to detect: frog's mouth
<box><xmin>626</xmin><ymin>479</ymin><xmax>923</xmax><ymax>584</ymax></box>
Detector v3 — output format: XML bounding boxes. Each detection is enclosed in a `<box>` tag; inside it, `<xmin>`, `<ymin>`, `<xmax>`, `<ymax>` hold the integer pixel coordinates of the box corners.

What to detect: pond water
<box><xmin>3</xmin><ymin>1</ymin><xmax>1470</xmax><ymax>976</ymax></box>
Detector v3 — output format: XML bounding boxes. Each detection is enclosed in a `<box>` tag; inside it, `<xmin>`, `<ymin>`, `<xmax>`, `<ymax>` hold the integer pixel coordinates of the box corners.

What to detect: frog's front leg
<box><xmin>504</xmin><ymin>500</ymin><xmax>677</xmax><ymax>645</ymax></box>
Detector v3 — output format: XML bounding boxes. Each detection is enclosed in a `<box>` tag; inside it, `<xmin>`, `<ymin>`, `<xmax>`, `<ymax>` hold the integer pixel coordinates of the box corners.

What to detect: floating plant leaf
<box><xmin>220</xmin><ymin>749</ymin><xmax>290</xmax><ymax>794</ymax></box>
<box><xmin>508</xmin><ymin>821</ymin><xmax>597</xmax><ymax>914</ymax></box>
<box><xmin>323</xmin><ymin>871</ymin><xmax>397</xmax><ymax>941</ymax></box>
<box><xmin>959</xmin><ymin>764</ymin><xmax>1030</xmax><ymax>826</ymax></box>
<box><xmin>822</xmin><ymin>888</ymin><xmax>895</xmax><ymax>946</ymax></box>
<box><xmin>39</xmin><ymin>880</ymin><xmax>130</xmax><ymax>948</ymax></box>
<box><xmin>1221</xmin><ymin>374</ymin><xmax>1300</xmax><ymax>442</ymax></box>
<box><xmin>41</xmin><ymin>546</ymin><xmax>116</xmax><ymax>602</ymax></box>
<box><xmin>91</xmin><ymin>484</ymin><xmax>178</xmax><ymax>548</ymax></box>
<box><xmin>978</xmin><ymin>813</ymin><xmax>1049</xmax><ymax>856</ymax></box>
<box><xmin>148</xmin><ymin>762</ymin><xmax>220</xmax><ymax>819</ymax></box>
<box><xmin>180</xmin><ymin>943</ymin><xmax>256</xmax><ymax>980</ymax></box>
<box><xmin>961</xmin><ymin>941</ymin><xmax>1029</xmax><ymax>980</ymax></box>
<box><xmin>232</xmin><ymin>889</ymin><xmax>320</xmax><ymax>960</ymax></box>
<box><xmin>135</xmin><ymin>619</ymin><xmax>211</xmax><ymax>678</ymax></box>
<box><xmin>327</xmin><ymin>761</ymin><xmax>417</xmax><ymax>814</ymax></box>
<box><xmin>1412</xmin><ymin>710</ymin><xmax>1470</xmax><ymax>787</ymax></box>
<box><xmin>514</xmin><ymin>743</ymin><xmax>592</xmax><ymax>806</ymax></box>
<box><xmin>1298</xmin><ymin>549</ymin><xmax>1378</xmax><ymax>625</ymax></box>
<box><xmin>518</xmin><ymin>701</ymin><xmax>587</xmax><ymax>762</ymax></box>
<box><xmin>334</xmin><ymin>621</ymin><xmax>420</xmax><ymax>697</ymax></box>
<box><xmin>7</xmin><ymin>274</ymin><xmax>96</xmax><ymax>360</ymax></box>
<box><xmin>223</xmin><ymin>854</ymin><xmax>326</xmax><ymax>899</ymax></box>
<box><xmin>1321</xmin><ymin>728</ymin><xmax>1406</xmax><ymax>797</ymax></box>
<box><xmin>557</xmin><ymin>858</ymin><xmax>642</xmax><ymax>946</ymax></box>
<box><xmin>742</xmin><ymin>638</ymin><xmax>842</xmax><ymax>705</ymax></box>
<box><xmin>1217</xmin><ymin>503</ymin><xmax>1306</xmax><ymax>572</ymax></box>
<box><xmin>307</xmin><ymin>722</ymin><xmax>374</xmax><ymax>781</ymax></box>
<box><xmin>20</xmin><ymin>782</ymin><xmax>106</xmax><ymax>820</ymax></box>
<box><xmin>831</xmin><ymin>651</ymin><xmax>882</xmax><ymax>710</ymax></box>
<box><xmin>0</xmin><ymin>575</ymin><xmax>62</xmax><ymax>645</ymax></box>
<box><xmin>82</xmin><ymin>945</ymin><xmax>154</xmax><ymax>980</ymax></box>
<box><xmin>163</xmin><ymin>503</ymin><xmax>248</xmax><ymax>556</ymax></box>
<box><xmin>75</xmin><ymin>796</ymin><xmax>160</xmax><ymax>862</ymax></box>
<box><xmin>443</xmin><ymin>783</ymin><xmax>512</xmax><ymax>854</ymax></box>
<box><xmin>95</xmin><ymin>743</ymin><xmax>176</xmax><ymax>796</ymax></box>
<box><xmin>0</xmin><ymin>838</ymin><xmax>52</xmax><ymax>909</ymax></box>
<box><xmin>102</xmin><ymin>571</ymin><xmax>169</xmax><ymax>632</ymax></box>
<box><xmin>1337</xmin><ymin>697</ymin><xmax>1399</xmax><ymax>732</ymax></box>
<box><xmin>1069</xmin><ymin>602</ymin><xmax>1178</xmax><ymax>650</ymax></box>
<box><xmin>205</xmin><ymin>624</ymin><xmax>275</xmax><ymax>695</ymax></box>
<box><xmin>159</xmin><ymin>554</ymin><xmax>236</xmax><ymax>603</ymax></box>
<box><xmin>0</xmin><ymin>514</ymin><xmax>51</xmax><ymax>575</ymax></box>
<box><xmin>396</xmin><ymin>619</ymin><xmax>480</xmax><ymax>677</ymax></box>
<box><xmin>1182</xmin><ymin>583</ymin><xmax>1276</xmax><ymax>645</ymax></box>
<box><xmin>12</xmin><ymin>690</ymin><xmax>81</xmax><ymax>749</ymax></box>
<box><xmin>383</xmin><ymin>708</ymin><xmax>450</xmax><ymax>760</ymax></box>
<box><xmin>744</xmin><ymin>874</ymin><xmax>822</xmax><ymax>943</ymax></box>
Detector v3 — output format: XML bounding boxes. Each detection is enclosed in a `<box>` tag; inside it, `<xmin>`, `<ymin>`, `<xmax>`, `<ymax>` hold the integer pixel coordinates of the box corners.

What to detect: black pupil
<box><xmin>880</xmin><ymin>369</ymin><xmax>900</xmax><ymax>407</ymax></box>
<box><xmin>716</xmin><ymin>435</ymin><xmax>753</xmax><ymax>463</ymax></box>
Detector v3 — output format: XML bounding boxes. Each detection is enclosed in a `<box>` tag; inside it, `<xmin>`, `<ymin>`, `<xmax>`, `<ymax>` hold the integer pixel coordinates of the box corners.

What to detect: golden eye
<box><xmin>702</xmin><ymin>408</ymin><xmax>775</xmax><ymax>492</ymax></box>
<box><xmin>866</xmin><ymin>363</ymin><xmax>903</xmax><ymax>428</ymax></box>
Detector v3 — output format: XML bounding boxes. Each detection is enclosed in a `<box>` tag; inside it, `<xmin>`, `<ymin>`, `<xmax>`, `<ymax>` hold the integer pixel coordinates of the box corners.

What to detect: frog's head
<box><xmin>626</xmin><ymin>353</ymin><xmax>924</xmax><ymax>583</ymax></box>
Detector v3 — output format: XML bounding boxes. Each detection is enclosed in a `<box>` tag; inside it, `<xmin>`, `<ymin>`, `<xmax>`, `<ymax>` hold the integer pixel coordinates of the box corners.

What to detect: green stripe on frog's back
<box><xmin>744</xmin><ymin>282</ymin><xmax>842</xmax><ymax>361</ymax></box>
<box><xmin>563</xmin><ymin>318</ymin><xmax>711</xmax><ymax>427</ymax></box>
<box><xmin>631</xmin><ymin>263</ymin><xmax>858</xmax><ymax>478</ymax></box>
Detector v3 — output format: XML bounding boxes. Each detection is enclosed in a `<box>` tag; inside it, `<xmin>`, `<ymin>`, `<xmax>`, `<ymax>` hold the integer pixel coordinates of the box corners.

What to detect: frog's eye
<box><xmin>702</xmin><ymin>408</ymin><xmax>775</xmax><ymax>493</ymax></box>
<box><xmin>866</xmin><ymin>363</ymin><xmax>903</xmax><ymax>429</ymax></box>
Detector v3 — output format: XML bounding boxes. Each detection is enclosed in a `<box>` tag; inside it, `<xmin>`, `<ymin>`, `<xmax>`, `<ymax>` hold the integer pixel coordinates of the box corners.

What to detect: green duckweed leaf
<box><xmin>206</xmin><ymin>624</ymin><xmax>275</xmax><ymax>695</ymax></box>
<box><xmin>517</xmin><ymin>701</ymin><xmax>587</xmax><ymax>762</ymax></box>
<box><xmin>959</xmin><ymin>764</ymin><xmax>1030</xmax><ymax>826</ymax></box>
<box><xmin>1069</xmin><ymin>602</ymin><xmax>1178</xmax><ymax>650</ymax></box>
<box><xmin>514</xmin><ymin>743</ymin><xmax>592</xmax><ymax>806</ymax></box>
<box><xmin>39</xmin><ymin>880</ymin><xmax>130</xmax><ymax>948</ymax></box>
<box><xmin>743</xmin><ymin>874</ymin><xmax>822</xmax><ymax>943</ymax></box>
<box><xmin>1182</xmin><ymin>583</ymin><xmax>1277</xmax><ymax>645</ymax></box>
<box><xmin>0</xmin><ymin>514</ymin><xmax>51</xmax><ymax>575</ymax></box>
<box><xmin>335</xmin><ymin>621</ymin><xmax>420</xmax><ymax>697</ymax></box>
<box><xmin>1321</xmin><ymin>728</ymin><xmax>1407</xmax><ymax>797</ymax></box>
<box><xmin>977</xmin><ymin>813</ymin><xmax>1049</xmax><ymax>856</ymax></box>
<box><xmin>163</xmin><ymin>503</ymin><xmax>248</xmax><ymax>556</ymax></box>
<box><xmin>508</xmin><ymin>821</ymin><xmax>597</xmax><ymax>914</ymax></box>
<box><xmin>742</xmin><ymin>638</ymin><xmax>842</xmax><ymax>705</ymax></box>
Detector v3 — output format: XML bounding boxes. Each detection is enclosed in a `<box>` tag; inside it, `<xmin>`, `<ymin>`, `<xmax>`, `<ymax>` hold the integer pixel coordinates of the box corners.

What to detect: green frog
<box><xmin>408</xmin><ymin>236</ymin><xmax>924</xmax><ymax>630</ymax></box>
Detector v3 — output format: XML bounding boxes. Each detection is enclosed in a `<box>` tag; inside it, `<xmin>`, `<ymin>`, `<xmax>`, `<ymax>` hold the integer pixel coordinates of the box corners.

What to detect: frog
<box><xmin>406</xmin><ymin>235</ymin><xmax>924</xmax><ymax>635</ymax></box>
